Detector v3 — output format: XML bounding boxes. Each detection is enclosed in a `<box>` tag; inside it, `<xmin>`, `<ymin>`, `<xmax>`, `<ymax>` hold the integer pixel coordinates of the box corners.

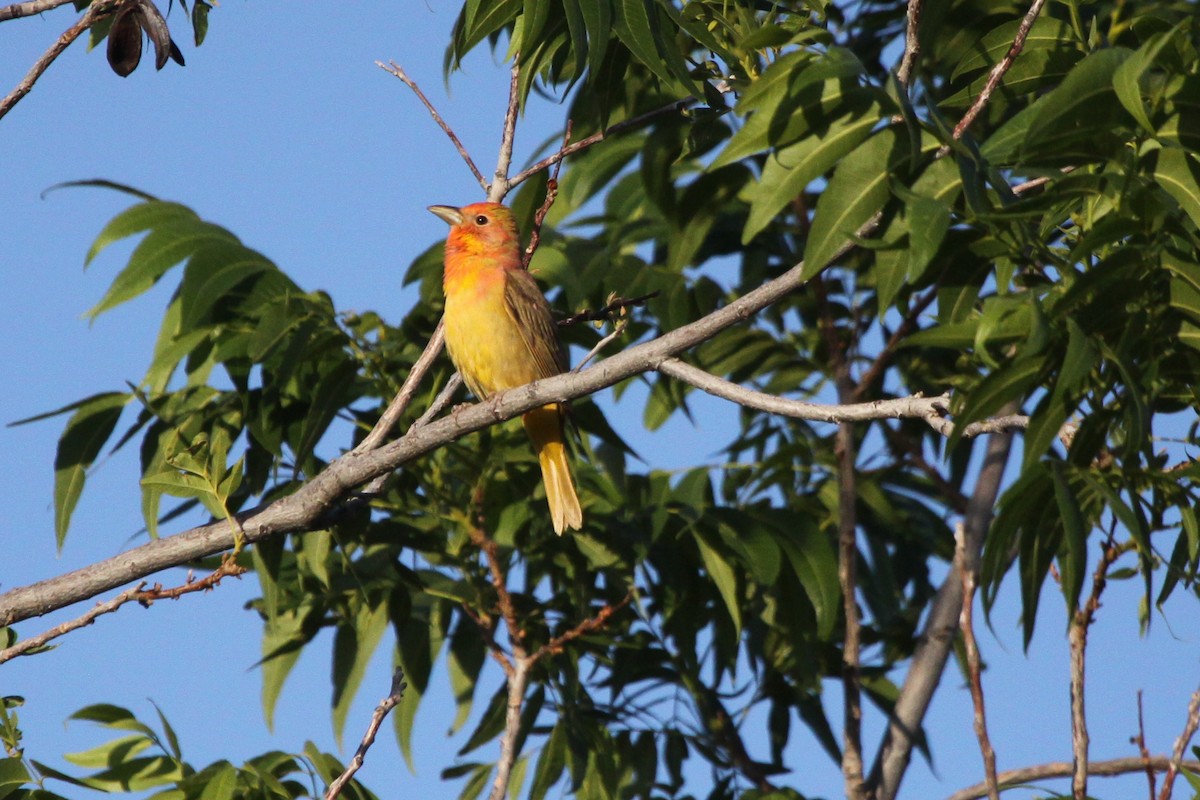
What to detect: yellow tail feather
<box><xmin>522</xmin><ymin>405</ymin><xmax>582</xmax><ymax>535</ymax></box>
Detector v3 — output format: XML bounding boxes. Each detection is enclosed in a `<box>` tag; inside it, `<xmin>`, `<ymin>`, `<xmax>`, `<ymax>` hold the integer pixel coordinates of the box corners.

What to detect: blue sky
<box><xmin>2</xmin><ymin>4</ymin><xmax>1198</xmax><ymax>800</ymax></box>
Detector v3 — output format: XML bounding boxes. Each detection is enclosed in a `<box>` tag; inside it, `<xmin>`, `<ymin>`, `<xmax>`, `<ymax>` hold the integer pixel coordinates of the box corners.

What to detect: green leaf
<box><xmin>259</xmin><ymin>610</ymin><xmax>308</xmax><ymax>731</ymax></box>
<box><xmin>803</xmin><ymin>127</ymin><xmax>908</xmax><ymax>278</ymax></box>
<box><xmin>576</xmin><ymin>0</ymin><xmax>611</xmax><ymax>78</ymax></box>
<box><xmin>331</xmin><ymin>600</ymin><xmax>390</xmax><ymax>747</ymax></box>
<box><xmin>612</xmin><ymin>0</ymin><xmax>680</xmax><ymax>91</ymax></box>
<box><xmin>951</xmin><ymin>18</ymin><xmax>1077</xmax><ymax>80</ymax></box>
<box><xmin>1113</xmin><ymin>26</ymin><xmax>1181</xmax><ymax>133</ymax></box>
<box><xmin>1154</xmin><ymin>147</ymin><xmax>1200</xmax><ymax>230</ymax></box>
<box><xmin>84</xmin><ymin>201</ymin><xmax>195</xmax><ymax>266</ymax></box>
<box><xmin>54</xmin><ymin>392</ymin><xmax>130</xmax><ymax>550</ymax></box>
<box><xmin>1023</xmin><ymin>48</ymin><xmax>1133</xmax><ymax>155</ymax></box>
<box><xmin>0</xmin><ymin>758</ymin><xmax>31</xmax><ymax>794</ymax></box>
<box><xmin>742</xmin><ymin>105</ymin><xmax>882</xmax><ymax>243</ymax></box>
<box><xmin>951</xmin><ymin>356</ymin><xmax>1042</xmax><ymax>450</ymax></box>
<box><xmin>85</xmin><ymin>221</ymin><xmax>237</xmax><ymax>321</ymax></box>
<box><xmin>1050</xmin><ymin>462</ymin><xmax>1087</xmax><ymax>615</ymax></box>
<box><xmin>178</xmin><ymin>240</ymin><xmax>273</xmax><ymax>330</ymax></box>
<box><xmin>692</xmin><ymin>527</ymin><xmax>742</xmax><ymax>635</ymax></box>
<box><xmin>196</xmin><ymin>763</ymin><xmax>237</xmax><ymax>800</ymax></box>
<box><xmin>530</xmin><ymin>721</ymin><xmax>567</xmax><ymax>800</ymax></box>
<box><xmin>775</xmin><ymin>517</ymin><xmax>839</xmax><ymax>639</ymax></box>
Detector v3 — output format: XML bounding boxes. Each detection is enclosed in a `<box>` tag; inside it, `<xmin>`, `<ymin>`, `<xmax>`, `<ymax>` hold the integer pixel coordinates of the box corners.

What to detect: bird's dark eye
<box><xmin>475</xmin><ymin>215</ymin><xmax>489</xmax><ymax>225</ymax></box>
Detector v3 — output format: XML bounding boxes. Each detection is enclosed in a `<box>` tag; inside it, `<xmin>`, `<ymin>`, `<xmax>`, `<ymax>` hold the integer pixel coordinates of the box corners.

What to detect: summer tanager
<box><xmin>429</xmin><ymin>201</ymin><xmax>583</xmax><ymax>535</ymax></box>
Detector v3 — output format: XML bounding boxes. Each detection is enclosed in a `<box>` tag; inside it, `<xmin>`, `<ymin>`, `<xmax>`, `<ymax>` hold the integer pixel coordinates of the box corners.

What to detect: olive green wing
<box><xmin>503</xmin><ymin>269</ymin><xmax>569</xmax><ymax>379</ymax></box>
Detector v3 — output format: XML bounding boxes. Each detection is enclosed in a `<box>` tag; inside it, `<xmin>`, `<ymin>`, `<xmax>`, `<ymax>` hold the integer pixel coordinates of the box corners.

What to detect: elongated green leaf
<box><xmin>86</xmin><ymin>223</ymin><xmax>238</xmax><ymax>320</ymax></box>
<box><xmin>178</xmin><ymin>241</ymin><xmax>273</xmax><ymax>330</ymax></box>
<box><xmin>1024</xmin><ymin>48</ymin><xmax>1132</xmax><ymax>154</ymax></box>
<box><xmin>692</xmin><ymin>527</ymin><xmax>742</xmax><ymax>635</ymax></box>
<box><xmin>742</xmin><ymin>106</ymin><xmax>882</xmax><ymax>242</ymax></box>
<box><xmin>54</xmin><ymin>392</ymin><xmax>129</xmax><ymax>549</ymax></box>
<box><xmin>331</xmin><ymin>601</ymin><xmax>390</xmax><ymax>747</ymax></box>
<box><xmin>84</xmin><ymin>201</ymin><xmax>196</xmax><ymax>266</ymax></box>
<box><xmin>1050</xmin><ymin>462</ymin><xmax>1087</xmax><ymax>615</ymax></box>
<box><xmin>612</xmin><ymin>0</ymin><xmax>678</xmax><ymax>90</ymax></box>
<box><xmin>1155</xmin><ymin>146</ymin><xmax>1200</xmax><ymax>230</ymax></box>
<box><xmin>0</xmin><ymin>757</ymin><xmax>31</xmax><ymax>795</ymax></box>
<box><xmin>1113</xmin><ymin>26</ymin><xmax>1181</xmax><ymax>132</ymax></box>
<box><xmin>951</xmin><ymin>18</ymin><xmax>1077</xmax><ymax>80</ymax></box>
<box><xmin>803</xmin><ymin>127</ymin><xmax>907</xmax><ymax>277</ymax></box>
<box><xmin>259</xmin><ymin>609</ymin><xmax>309</xmax><ymax>731</ymax></box>
<box><xmin>775</xmin><ymin>518</ymin><xmax>839</xmax><ymax>639</ymax></box>
<box><xmin>576</xmin><ymin>0</ymin><xmax>610</xmax><ymax>78</ymax></box>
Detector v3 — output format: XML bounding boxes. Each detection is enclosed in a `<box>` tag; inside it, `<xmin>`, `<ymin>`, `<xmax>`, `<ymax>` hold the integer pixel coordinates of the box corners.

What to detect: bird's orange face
<box><xmin>429</xmin><ymin>201</ymin><xmax>521</xmax><ymax>262</ymax></box>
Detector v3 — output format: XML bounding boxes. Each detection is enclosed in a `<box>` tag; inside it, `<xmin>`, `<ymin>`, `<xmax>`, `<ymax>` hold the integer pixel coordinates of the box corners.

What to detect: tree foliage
<box><xmin>3</xmin><ymin>1</ymin><xmax>1200</xmax><ymax>799</ymax></box>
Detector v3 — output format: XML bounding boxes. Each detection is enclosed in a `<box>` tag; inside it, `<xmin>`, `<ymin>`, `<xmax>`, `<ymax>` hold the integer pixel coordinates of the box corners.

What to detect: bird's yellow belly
<box><xmin>444</xmin><ymin>290</ymin><xmax>540</xmax><ymax>398</ymax></box>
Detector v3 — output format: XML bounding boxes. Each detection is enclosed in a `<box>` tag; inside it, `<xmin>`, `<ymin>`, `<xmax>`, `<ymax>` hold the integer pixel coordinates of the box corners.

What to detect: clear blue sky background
<box><xmin>2</xmin><ymin>5</ymin><xmax>1197</xmax><ymax>800</ymax></box>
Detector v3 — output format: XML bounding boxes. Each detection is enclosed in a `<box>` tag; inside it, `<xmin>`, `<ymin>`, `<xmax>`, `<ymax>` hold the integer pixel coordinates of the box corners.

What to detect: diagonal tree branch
<box><xmin>1159</xmin><ymin>686</ymin><xmax>1200</xmax><ymax>800</ymax></box>
<box><xmin>869</xmin><ymin>413</ymin><xmax>1017</xmax><ymax>800</ymax></box>
<box><xmin>323</xmin><ymin>668</ymin><xmax>407</xmax><ymax>800</ymax></box>
<box><xmin>948</xmin><ymin>757</ymin><xmax>1200</xmax><ymax>800</ymax></box>
<box><xmin>0</xmin><ymin>0</ymin><xmax>75</xmax><ymax>21</ymax></box>
<box><xmin>0</xmin><ymin>0</ymin><xmax>114</xmax><ymax>121</ymax></box>
<box><xmin>376</xmin><ymin>62</ymin><xmax>487</xmax><ymax>192</ymax></box>
<box><xmin>488</xmin><ymin>62</ymin><xmax>521</xmax><ymax>202</ymax></box>
<box><xmin>0</xmin><ymin>227</ymin><xmax>875</xmax><ymax>628</ymax></box>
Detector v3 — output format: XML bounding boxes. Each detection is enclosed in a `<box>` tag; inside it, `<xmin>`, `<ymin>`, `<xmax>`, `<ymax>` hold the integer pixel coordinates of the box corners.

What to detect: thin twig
<box><xmin>1134</xmin><ymin>691</ymin><xmax>1157</xmax><ymax>800</ymax></box>
<box><xmin>488</xmin><ymin>63</ymin><xmax>521</xmax><ymax>202</ymax></box>
<box><xmin>521</xmin><ymin>121</ymin><xmax>571</xmax><ymax>268</ymax></box>
<box><xmin>958</xmin><ymin>525</ymin><xmax>1000</xmax><ymax>800</ymax></box>
<box><xmin>852</xmin><ymin>285</ymin><xmax>937</xmax><ymax>401</ymax></box>
<box><xmin>0</xmin><ymin>0</ymin><xmax>74</xmax><ymax>21</ymax></box>
<box><xmin>376</xmin><ymin>62</ymin><xmax>487</xmax><ymax>192</ymax></box>
<box><xmin>952</xmin><ymin>0</ymin><xmax>1049</xmax><ymax>140</ymax></box>
<box><xmin>323</xmin><ymin>668</ymin><xmax>408</xmax><ymax>800</ymax></box>
<box><xmin>896</xmin><ymin>0</ymin><xmax>923</xmax><ymax>88</ymax></box>
<box><xmin>574</xmin><ymin>319</ymin><xmax>628</xmax><ymax>372</ymax></box>
<box><xmin>354</xmin><ymin>321</ymin><xmax>448</xmax><ymax>454</ymax></box>
<box><xmin>812</xmin><ymin>278</ymin><xmax>865</xmax><ymax>800</ymax></box>
<box><xmin>557</xmin><ymin>292</ymin><xmax>659</xmax><ymax>327</ymax></box>
<box><xmin>529</xmin><ymin>591</ymin><xmax>632</xmax><ymax>664</ymax></box>
<box><xmin>1158</xmin><ymin>687</ymin><xmax>1200</xmax><ymax>800</ymax></box>
<box><xmin>0</xmin><ymin>1</ymin><xmax>113</xmax><ymax>121</ymax></box>
<box><xmin>0</xmin><ymin>560</ymin><xmax>245</xmax><ymax>665</ymax></box>
<box><xmin>1069</xmin><ymin>536</ymin><xmax>1125</xmax><ymax>799</ymax></box>
<box><xmin>0</xmin><ymin>585</ymin><xmax>143</xmax><ymax>664</ymax></box>
<box><xmin>947</xmin><ymin>757</ymin><xmax>1200</xmax><ymax>800</ymax></box>
<box><xmin>507</xmin><ymin>99</ymin><xmax>691</xmax><ymax>191</ymax></box>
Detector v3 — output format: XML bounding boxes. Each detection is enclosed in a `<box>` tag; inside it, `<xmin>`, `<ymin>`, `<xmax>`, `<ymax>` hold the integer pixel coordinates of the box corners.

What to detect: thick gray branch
<box><xmin>0</xmin><ymin>239</ymin><xmax>846</xmax><ymax>627</ymax></box>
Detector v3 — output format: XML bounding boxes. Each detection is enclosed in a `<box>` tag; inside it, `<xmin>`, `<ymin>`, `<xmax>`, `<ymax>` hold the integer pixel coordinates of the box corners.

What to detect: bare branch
<box><xmin>521</xmin><ymin>176</ymin><xmax>560</xmax><ymax>270</ymax></box>
<box><xmin>952</xmin><ymin>0</ymin><xmax>1049</xmax><ymax>140</ymax></box>
<box><xmin>0</xmin><ymin>0</ymin><xmax>74</xmax><ymax>22</ymax></box>
<box><xmin>947</xmin><ymin>757</ymin><xmax>1200</xmax><ymax>800</ymax></box>
<box><xmin>323</xmin><ymin>668</ymin><xmax>408</xmax><ymax>800</ymax></box>
<box><xmin>0</xmin><ymin>585</ymin><xmax>143</xmax><ymax>664</ymax></box>
<box><xmin>353</xmin><ymin>321</ymin><xmax>447</xmax><ymax>454</ymax></box>
<box><xmin>0</xmin><ymin>559</ymin><xmax>245</xmax><ymax>664</ymax></box>
<box><xmin>529</xmin><ymin>592</ymin><xmax>632</xmax><ymax>665</ymax></box>
<box><xmin>507</xmin><ymin>99</ymin><xmax>691</xmax><ymax>191</ymax></box>
<box><xmin>574</xmin><ymin>319</ymin><xmax>628</xmax><ymax>372</ymax></box>
<box><xmin>1158</xmin><ymin>687</ymin><xmax>1200</xmax><ymax>800</ymax></box>
<box><xmin>0</xmin><ymin>1</ymin><xmax>113</xmax><ymax>122</ymax></box>
<box><xmin>376</xmin><ymin>61</ymin><xmax>487</xmax><ymax>192</ymax></box>
<box><xmin>488</xmin><ymin>63</ymin><xmax>521</xmax><ymax>202</ymax></box>
<box><xmin>896</xmin><ymin>0</ymin><xmax>922</xmax><ymax>88</ymax></box>
<box><xmin>489</xmin><ymin>658</ymin><xmax>529</xmax><ymax>800</ymax></box>
<box><xmin>557</xmin><ymin>291</ymin><xmax>658</xmax><ymax>328</ymax></box>
<box><xmin>957</xmin><ymin>525</ymin><xmax>999</xmax><ymax>800</ymax></box>
<box><xmin>870</xmin><ymin>418</ymin><xmax>1017</xmax><ymax>800</ymax></box>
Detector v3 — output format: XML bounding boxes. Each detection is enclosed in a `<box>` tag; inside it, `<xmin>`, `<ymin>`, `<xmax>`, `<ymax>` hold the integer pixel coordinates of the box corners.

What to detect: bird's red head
<box><xmin>428</xmin><ymin>202</ymin><xmax>521</xmax><ymax>268</ymax></box>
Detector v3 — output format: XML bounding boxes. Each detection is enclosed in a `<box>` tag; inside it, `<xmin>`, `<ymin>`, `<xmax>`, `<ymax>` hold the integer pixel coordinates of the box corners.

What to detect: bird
<box><xmin>428</xmin><ymin>201</ymin><xmax>583</xmax><ymax>535</ymax></box>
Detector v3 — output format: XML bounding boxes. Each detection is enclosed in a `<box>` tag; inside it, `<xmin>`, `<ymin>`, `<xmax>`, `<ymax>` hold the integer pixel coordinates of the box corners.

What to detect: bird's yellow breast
<box><xmin>443</xmin><ymin>270</ymin><xmax>540</xmax><ymax>399</ymax></box>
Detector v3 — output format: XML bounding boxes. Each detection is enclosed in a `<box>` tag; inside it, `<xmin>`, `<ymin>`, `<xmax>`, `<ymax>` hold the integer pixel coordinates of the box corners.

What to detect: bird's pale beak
<box><xmin>428</xmin><ymin>205</ymin><xmax>463</xmax><ymax>226</ymax></box>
